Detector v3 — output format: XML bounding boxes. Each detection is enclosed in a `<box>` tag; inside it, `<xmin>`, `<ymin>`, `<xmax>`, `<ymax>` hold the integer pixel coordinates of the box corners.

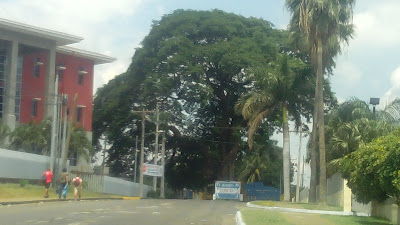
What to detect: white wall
<box><xmin>0</xmin><ymin>148</ymin><xmax>50</xmax><ymax>179</ymax></box>
<box><xmin>104</xmin><ymin>176</ymin><xmax>152</xmax><ymax>197</ymax></box>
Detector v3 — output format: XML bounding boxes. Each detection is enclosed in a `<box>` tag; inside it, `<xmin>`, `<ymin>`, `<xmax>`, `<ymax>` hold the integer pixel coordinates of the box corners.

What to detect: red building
<box><xmin>0</xmin><ymin>18</ymin><xmax>114</xmax><ymax>132</ymax></box>
<box><xmin>0</xmin><ymin>18</ymin><xmax>115</xmax><ymax>171</ymax></box>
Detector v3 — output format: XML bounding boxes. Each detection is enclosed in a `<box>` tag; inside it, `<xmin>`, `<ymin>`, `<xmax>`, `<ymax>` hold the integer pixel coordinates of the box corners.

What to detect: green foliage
<box><xmin>0</xmin><ymin>120</ymin><xmax>10</xmax><ymax>148</ymax></box>
<box><xmin>19</xmin><ymin>179</ymin><xmax>29</xmax><ymax>188</ymax></box>
<box><xmin>146</xmin><ymin>189</ymin><xmax>160</xmax><ymax>199</ymax></box>
<box><xmin>93</xmin><ymin>9</ymin><xmax>292</xmax><ymax>180</ymax></box>
<box><xmin>340</xmin><ymin>128</ymin><xmax>400</xmax><ymax>205</ymax></box>
<box><xmin>237</xmin><ymin>141</ymin><xmax>283</xmax><ymax>188</ymax></box>
<box><xmin>8</xmin><ymin>120</ymin><xmax>51</xmax><ymax>155</ymax></box>
<box><xmin>69</xmin><ymin>127</ymin><xmax>93</xmax><ymax>162</ymax></box>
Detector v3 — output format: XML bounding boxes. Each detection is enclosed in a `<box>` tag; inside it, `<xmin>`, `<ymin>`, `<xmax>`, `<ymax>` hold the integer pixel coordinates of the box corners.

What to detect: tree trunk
<box><xmin>309</xmin><ymin>72</ymin><xmax>319</xmax><ymax>203</ymax></box>
<box><xmin>282</xmin><ymin>103</ymin><xmax>291</xmax><ymax>202</ymax></box>
<box><xmin>317</xmin><ymin>38</ymin><xmax>327</xmax><ymax>205</ymax></box>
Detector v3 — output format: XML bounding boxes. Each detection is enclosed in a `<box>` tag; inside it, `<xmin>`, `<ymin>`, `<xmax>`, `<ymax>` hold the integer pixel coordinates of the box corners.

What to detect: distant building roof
<box><xmin>0</xmin><ymin>18</ymin><xmax>83</xmax><ymax>46</ymax></box>
<box><xmin>57</xmin><ymin>46</ymin><xmax>116</xmax><ymax>65</ymax></box>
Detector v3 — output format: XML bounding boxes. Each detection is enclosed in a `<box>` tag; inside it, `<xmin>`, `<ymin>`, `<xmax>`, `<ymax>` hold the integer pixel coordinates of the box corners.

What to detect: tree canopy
<box><xmin>340</xmin><ymin>127</ymin><xmax>400</xmax><ymax>205</ymax></box>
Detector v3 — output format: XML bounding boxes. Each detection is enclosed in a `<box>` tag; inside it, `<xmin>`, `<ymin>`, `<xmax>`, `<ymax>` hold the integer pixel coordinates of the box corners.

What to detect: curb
<box><xmin>0</xmin><ymin>197</ymin><xmax>131</xmax><ymax>206</ymax></box>
<box><xmin>246</xmin><ymin>202</ymin><xmax>370</xmax><ymax>217</ymax></box>
<box><xmin>235</xmin><ymin>211</ymin><xmax>246</xmax><ymax>225</ymax></box>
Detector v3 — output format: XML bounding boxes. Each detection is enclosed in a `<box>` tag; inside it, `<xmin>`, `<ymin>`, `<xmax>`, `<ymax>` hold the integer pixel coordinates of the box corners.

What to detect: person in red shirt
<box><xmin>42</xmin><ymin>168</ymin><xmax>53</xmax><ymax>198</ymax></box>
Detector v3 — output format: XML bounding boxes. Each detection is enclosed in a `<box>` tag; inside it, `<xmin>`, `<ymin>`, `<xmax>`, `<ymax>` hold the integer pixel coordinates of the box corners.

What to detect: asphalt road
<box><xmin>0</xmin><ymin>199</ymin><xmax>244</xmax><ymax>225</ymax></box>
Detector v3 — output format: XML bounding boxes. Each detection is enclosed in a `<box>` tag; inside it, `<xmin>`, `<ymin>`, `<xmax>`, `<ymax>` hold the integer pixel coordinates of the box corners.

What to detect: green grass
<box><xmin>252</xmin><ymin>200</ymin><xmax>343</xmax><ymax>211</ymax></box>
<box><xmin>322</xmin><ymin>215</ymin><xmax>393</xmax><ymax>225</ymax></box>
<box><xmin>240</xmin><ymin>208</ymin><xmax>394</xmax><ymax>225</ymax></box>
<box><xmin>0</xmin><ymin>183</ymin><xmax>120</xmax><ymax>202</ymax></box>
<box><xmin>241</xmin><ymin>208</ymin><xmax>293</xmax><ymax>225</ymax></box>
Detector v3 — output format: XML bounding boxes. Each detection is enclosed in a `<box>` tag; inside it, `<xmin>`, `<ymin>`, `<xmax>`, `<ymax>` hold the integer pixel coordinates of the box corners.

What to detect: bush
<box><xmin>19</xmin><ymin>179</ymin><xmax>29</xmax><ymax>187</ymax></box>
<box><xmin>146</xmin><ymin>189</ymin><xmax>160</xmax><ymax>199</ymax></box>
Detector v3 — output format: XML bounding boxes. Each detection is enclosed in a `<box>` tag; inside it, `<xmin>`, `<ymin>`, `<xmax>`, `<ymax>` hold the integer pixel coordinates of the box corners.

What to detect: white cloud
<box><xmin>0</xmin><ymin>0</ymin><xmax>147</xmax><ymax>92</ymax></box>
<box><xmin>352</xmin><ymin>1</ymin><xmax>400</xmax><ymax>48</ymax></box>
<box><xmin>382</xmin><ymin>66</ymin><xmax>400</xmax><ymax>103</ymax></box>
<box><xmin>332</xmin><ymin>60</ymin><xmax>362</xmax><ymax>86</ymax></box>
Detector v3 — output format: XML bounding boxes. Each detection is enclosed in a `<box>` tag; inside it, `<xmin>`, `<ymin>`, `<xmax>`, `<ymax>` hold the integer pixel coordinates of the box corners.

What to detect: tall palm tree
<box><xmin>286</xmin><ymin>0</ymin><xmax>355</xmax><ymax>204</ymax></box>
<box><xmin>236</xmin><ymin>54</ymin><xmax>314</xmax><ymax>201</ymax></box>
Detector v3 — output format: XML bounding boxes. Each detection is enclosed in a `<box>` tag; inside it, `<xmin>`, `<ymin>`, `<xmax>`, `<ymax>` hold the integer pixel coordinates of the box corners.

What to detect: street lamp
<box><xmin>370</xmin><ymin>97</ymin><xmax>380</xmax><ymax>115</ymax></box>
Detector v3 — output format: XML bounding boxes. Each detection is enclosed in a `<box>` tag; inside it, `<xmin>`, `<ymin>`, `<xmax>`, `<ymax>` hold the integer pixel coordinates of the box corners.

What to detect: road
<box><xmin>0</xmin><ymin>199</ymin><xmax>244</xmax><ymax>225</ymax></box>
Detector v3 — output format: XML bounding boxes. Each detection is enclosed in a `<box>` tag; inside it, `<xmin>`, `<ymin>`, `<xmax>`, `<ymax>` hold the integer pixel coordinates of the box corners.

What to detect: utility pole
<box><xmin>301</xmin><ymin>155</ymin><xmax>305</xmax><ymax>188</ymax></box>
<box><xmin>140</xmin><ymin>110</ymin><xmax>145</xmax><ymax>198</ymax></box>
<box><xmin>153</xmin><ymin>102</ymin><xmax>160</xmax><ymax>191</ymax></box>
<box><xmin>59</xmin><ymin>94</ymin><xmax>68</xmax><ymax>176</ymax></box>
<box><xmin>134</xmin><ymin>135</ymin><xmax>138</xmax><ymax>183</ymax></box>
<box><xmin>49</xmin><ymin>70</ymin><xmax>60</xmax><ymax>180</ymax></box>
<box><xmin>296</xmin><ymin>124</ymin><xmax>303</xmax><ymax>202</ymax></box>
<box><xmin>101</xmin><ymin>136</ymin><xmax>107</xmax><ymax>175</ymax></box>
<box><xmin>131</xmin><ymin>108</ymin><xmax>158</xmax><ymax>197</ymax></box>
<box><xmin>160</xmin><ymin>136</ymin><xmax>166</xmax><ymax>198</ymax></box>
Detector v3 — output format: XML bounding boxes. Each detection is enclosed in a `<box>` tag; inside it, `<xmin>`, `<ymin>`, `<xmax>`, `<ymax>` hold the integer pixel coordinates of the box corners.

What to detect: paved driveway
<box><xmin>0</xmin><ymin>199</ymin><xmax>244</xmax><ymax>225</ymax></box>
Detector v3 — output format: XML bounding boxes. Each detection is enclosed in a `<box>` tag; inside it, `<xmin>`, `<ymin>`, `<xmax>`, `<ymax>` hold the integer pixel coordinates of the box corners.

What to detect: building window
<box><xmin>0</xmin><ymin>54</ymin><xmax>6</xmax><ymax>118</ymax></box>
<box><xmin>33</xmin><ymin>58</ymin><xmax>41</xmax><ymax>77</ymax></box>
<box><xmin>15</xmin><ymin>56</ymin><xmax>23</xmax><ymax>121</ymax></box>
<box><xmin>31</xmin><ymin>100</ymin><xmax>38</xmax><ymax>117</ymax></box>
<box><xmin>76</xmin><ymin>107</ymin><xmax>83</xmax><ymax>122</ymax></box>
<box><xmin>78</xmin><ymin>66</ymin><xmax>86</xmax><ymax>85</ymax></box>
<box><xmin>57</xmin><ymin>64</ymin><xmax>64</xmax><ymax>82</ymax></box>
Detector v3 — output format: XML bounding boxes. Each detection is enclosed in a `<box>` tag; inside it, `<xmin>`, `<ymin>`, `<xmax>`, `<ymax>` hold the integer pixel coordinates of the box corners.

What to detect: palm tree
<box><xmin>8</xmin><ymin>121</ymin><xmax>50</xmax><ymax>155</ymax></box>
<box><xmin>285</xmin><ymin>0</ymin><xmax>355</xmax><ymax>204</ymax></box>
<box><xmin>236</xmin><ymin>54</ymin><xmax>314</xmax><ymax>201</ymax></box>
<box><xmin>0</xmin><ymin>120</ymin><xmax>10</xmax><ymax>148</ymax></box>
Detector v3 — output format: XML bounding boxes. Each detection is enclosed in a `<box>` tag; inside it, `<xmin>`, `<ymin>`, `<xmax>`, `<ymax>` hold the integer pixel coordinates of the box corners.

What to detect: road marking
<box><xmin>137</xmin><ymin>206</ymin><xmax>158</xmax><ymax>209</ymax></box>
<box><xmin>55</xmin><ymin>217</ymin><xmax>63</xmax><ymax>220</ymax></box>
<box><xmin>152</xmin><ymin>212</ymin><xmax>160</xmax><ymax>215</ymax></box>
<box><xmin>34</xmin><ymin>221</ymin><xmax>48</xmax><ymax>224</ymax></box>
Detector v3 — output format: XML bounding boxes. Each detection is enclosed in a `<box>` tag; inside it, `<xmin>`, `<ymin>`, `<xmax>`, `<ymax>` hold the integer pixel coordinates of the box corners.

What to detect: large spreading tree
<box><xmin>93</xmin><ymin>9</ymin><xmax>303</xmax><ymax>183</ymax></box>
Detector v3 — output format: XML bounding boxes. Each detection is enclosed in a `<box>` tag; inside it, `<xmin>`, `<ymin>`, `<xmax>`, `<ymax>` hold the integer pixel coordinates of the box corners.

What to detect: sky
<box><xmin>1</xmin><ymin>0</ymin><xmax>399</xmax><ymax>187</ymax></box>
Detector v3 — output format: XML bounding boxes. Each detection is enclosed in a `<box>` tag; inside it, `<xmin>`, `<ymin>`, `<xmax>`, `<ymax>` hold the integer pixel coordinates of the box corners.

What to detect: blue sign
<box><xmin>243</xmin><ymin>182</ymin><xmax>280</xmax><ymax>201</ymax></box>
<box><xmin>215</xmin><ymin>181</ymin><xmax>241</xmax><ymax>200</ymax></box>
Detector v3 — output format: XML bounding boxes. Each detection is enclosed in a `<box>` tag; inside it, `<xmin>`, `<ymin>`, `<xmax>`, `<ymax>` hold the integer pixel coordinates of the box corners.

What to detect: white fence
<box><xmin>0</xmin><ymin>148</ymin><xmax>151</xmax><ymax>197</ymax></box>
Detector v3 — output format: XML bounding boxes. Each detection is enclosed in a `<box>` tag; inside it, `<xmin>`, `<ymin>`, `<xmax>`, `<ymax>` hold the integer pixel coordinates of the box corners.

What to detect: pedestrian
<box><xmin>58</xmin><ymin>168</ymin><xmax>69</xmax><ymax>199</ymax></box>
<box><xmin>42</xmin><ymin>168</ymin><xmax>53</xmax><ymax>198</ymax></box>
<box><xmin>72</xmin><ymin>175</ymin><xmax>83</xmax><ymax>201</ymax></box>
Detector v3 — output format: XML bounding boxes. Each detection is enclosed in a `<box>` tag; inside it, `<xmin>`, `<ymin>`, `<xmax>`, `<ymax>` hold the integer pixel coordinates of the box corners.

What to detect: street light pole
<box><xmin>153</xmin><ymin>102</ymin><xmax>160</xmax><ymax>191</ymax></box>
<box><xmin>49</xmin><ymin>70</ymin><xmax>59</xmax><ymax>180</ymax></box>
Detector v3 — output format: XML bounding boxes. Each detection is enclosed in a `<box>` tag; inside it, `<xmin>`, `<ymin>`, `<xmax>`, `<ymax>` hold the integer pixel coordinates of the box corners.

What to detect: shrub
<box><xmin>19</xmin><ymin>179</ymin><xmax>29</xmax><ymax>187</ymax></box>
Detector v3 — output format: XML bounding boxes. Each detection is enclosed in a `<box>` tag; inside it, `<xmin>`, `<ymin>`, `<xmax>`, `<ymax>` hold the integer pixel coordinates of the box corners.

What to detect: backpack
<box><xmin>40</xmin><ymin>174</ymin><xmax>46</xmax><ymax>184</ymax></box>
<box><xmin>73</xmin><ymin>177</ymin><xmax>81</xmax><ymax>187</ymax></box>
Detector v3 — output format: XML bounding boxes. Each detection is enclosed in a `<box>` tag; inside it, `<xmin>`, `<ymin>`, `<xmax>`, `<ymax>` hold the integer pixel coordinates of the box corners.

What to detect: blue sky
<box><xmin>1</xmin><ymin>0</ymin><xmax>399</xmax><ymax>185</ymax></box>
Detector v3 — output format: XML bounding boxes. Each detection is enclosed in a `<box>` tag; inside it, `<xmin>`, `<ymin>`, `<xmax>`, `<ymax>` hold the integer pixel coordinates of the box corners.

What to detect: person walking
<box><xmin>58</xmin><ymin>168</ymin><xmax>69</xmax><ymax>199</ymax></box>
<box><xmin>72</xmin><ymin>175</ymin><xmax>83</xmax><ymax>201</ymax></box>
<box><xmin>42</xmin><ymin>168</ymin><xmax>53</xmax><ymax>198</ymax></box>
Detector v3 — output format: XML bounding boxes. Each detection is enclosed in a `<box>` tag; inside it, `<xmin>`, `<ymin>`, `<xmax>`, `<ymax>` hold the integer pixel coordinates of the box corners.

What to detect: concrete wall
<box><xmin>327</xmin><ymin>172</ymin><xmax>344</xmax><ymax>207</ymax></box>
<box><xmin>373</xmin><ymin>198</ymin><xmax>400</xmax><ymax>224</ymax></box>
<box><xmin>104</xmin><ymin>176</ymin><xmax>152</xmax><ymax>197</ymax></box>
<box><xmin>299</xmin><ymin>187</ymin><xmax>309</xmax><ymax>203</ymax></box>
<box><xmin>0</xmin><ymin>148</ymin><xmax>150</xmax><ymax>197</ymax></box>
<box><xmin>0</xmin><ymin>148</ymin><xmax>49</xmax><ymax>179</ymax></box>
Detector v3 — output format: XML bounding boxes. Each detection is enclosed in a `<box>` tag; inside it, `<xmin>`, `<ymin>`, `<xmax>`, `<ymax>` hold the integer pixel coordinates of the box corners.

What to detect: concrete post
<box><xmin>160</xmin><ymin>136</ymin><xmax>166</xmax><ymax>198</ymax></box>
<box><xmin>4</xmin><ymin>40</ymin><xmax>18</xmax><ymax>131</ymax></box>
<box><xmin>139</xmin><ymin>110</ymin><xmax>145</xmax><ymax>198</ymax></box>
<box><xmin>343</xmin><ymin>179</ymin><xmax>352</xmax><ymax>212</ymax></box>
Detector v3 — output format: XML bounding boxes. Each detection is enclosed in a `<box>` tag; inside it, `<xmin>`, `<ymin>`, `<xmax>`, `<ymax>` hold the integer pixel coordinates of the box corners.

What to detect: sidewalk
<box><xmin>0</xmin><ymin>197</ymin><xmax>129</xmax><ymax>205</ymax></box>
